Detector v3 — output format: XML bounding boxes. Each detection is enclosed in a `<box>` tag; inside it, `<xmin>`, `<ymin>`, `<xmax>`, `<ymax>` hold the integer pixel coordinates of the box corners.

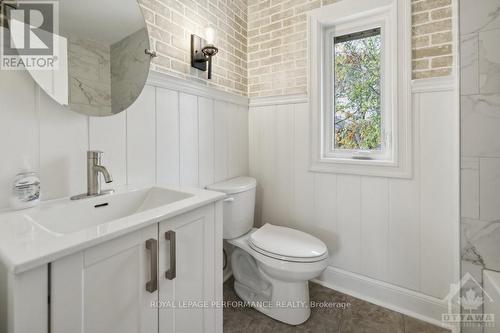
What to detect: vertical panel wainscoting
<box><xmin>0</xmin><ymin>70</ymin><xmax>249</xmax><ymax>209</ymax></box>
<box><xmin>248</xmin><ymin>77</ymin><xmax>459</xmax><ymax>327</ymax></box>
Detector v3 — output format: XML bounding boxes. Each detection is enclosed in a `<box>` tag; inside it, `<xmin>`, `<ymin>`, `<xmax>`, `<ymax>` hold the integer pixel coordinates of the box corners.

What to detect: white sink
<box><xmin>0</xmin><ymin>185</ymin><xmax>225</xmax><ymax>274</ymax></box>
<box><xmin>25</xmin><ymin>187</ymin><xmax>193</xmax><ymax>234</ymax></box>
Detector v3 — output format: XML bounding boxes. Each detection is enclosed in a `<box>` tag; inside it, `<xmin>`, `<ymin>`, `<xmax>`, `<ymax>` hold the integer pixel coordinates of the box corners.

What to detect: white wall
<box><xmin>0</xmin><ymin>54</ymin><xmax>458</xmax><ymax>326</ymax></box>
<box><xmin>0</xmin><ymin>70</ymin><xmax>249</xmax><ymax>209</ymax></box>
<box><xmin>249</xmin><ymin>78</ymin><xmax>459</xmax><ymax>323</ymax></box>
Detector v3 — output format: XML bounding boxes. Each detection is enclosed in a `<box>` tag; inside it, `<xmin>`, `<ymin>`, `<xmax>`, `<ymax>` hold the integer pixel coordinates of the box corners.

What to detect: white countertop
<box><xmin>0</xmin><ymin>185</ymin><xmax>225</xmax><ymax>274</ymax></box>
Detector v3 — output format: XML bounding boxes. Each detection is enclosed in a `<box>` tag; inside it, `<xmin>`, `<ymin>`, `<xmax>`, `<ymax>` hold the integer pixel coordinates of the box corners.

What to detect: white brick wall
<box><xmin>247</xmin><ymin>0</ymin><xmax>455</xmax><ymax>97</ymax></box>
<box><xmin>412</xmin><ymin>0</ymin><xmax>453</xmax><ymax>79</ymax></box>
<box><xmin>139</xmin><ymin>0</ymin><xmax>455</xmax><ymax>97</ymax></box>
<box><xmin>139</xmin><ymin>0</ymin><xmax>248</xmax><ymax>96</ymax></box>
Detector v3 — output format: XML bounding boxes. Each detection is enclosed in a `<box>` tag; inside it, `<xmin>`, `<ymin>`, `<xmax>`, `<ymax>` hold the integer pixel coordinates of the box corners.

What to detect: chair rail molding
<box><xmin>249</xmin><ymin>94</ymin><xmax>309</xmax><ymax>107</ymax></box>
<box><xmin>248</xmin><ymin>75</ymin><xmax>457</xmax><ymax>107</ymax></box>
<box><xmin>411</xmin><ymin>76</ymin><xmax>456</xmax><ymax>93</ymax></box>
<box><xmin>147</xmin><ymin>71</ymin><xmax>249</xmax><ymax>107</ymax></box>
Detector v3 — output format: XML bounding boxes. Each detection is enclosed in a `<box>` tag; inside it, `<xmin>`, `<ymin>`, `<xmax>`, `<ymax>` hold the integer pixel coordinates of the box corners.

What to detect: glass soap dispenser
<box><xmin>9</xmin><ymin>157</ymin><xmax>40</xmax><ymax>210</ymax></box>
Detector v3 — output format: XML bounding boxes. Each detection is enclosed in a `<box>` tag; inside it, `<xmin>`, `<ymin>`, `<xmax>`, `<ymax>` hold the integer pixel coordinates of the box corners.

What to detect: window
<box><xmin>325</xmin><ymin>22</ymin><xmax>392</xmax><ymax>162</ymax></box>
<box><xmin>332</xmin><ymin>28</ymin><xmax>384</xmax><ymax>159</ymax></box>
<box><xmin>309</xmin><ymin>0</ymin><xmax>412</xmax><ymax>178</ymax></box>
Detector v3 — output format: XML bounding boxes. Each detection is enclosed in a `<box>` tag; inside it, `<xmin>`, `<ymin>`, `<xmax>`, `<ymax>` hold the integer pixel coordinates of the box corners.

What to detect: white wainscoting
<box><xmin>249</xmin><ymin>77</ymin><xmax>459</xmax><ymax>326</ymax></box>
<box><xmin>0</xmin><ymin>70</ymin><xmax>249</xmax><ymax>209</ymax></box>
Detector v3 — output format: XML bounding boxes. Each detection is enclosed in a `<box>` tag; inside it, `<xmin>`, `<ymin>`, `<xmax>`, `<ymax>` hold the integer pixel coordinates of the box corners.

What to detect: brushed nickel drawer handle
<box><xmin>145</xmin><ymin>238</ymin><xmax>158</xmax><ymax>293</ymax></box>
<box><xmin>165</xmin><ymin>230</ymin><xmax>176</xmax><ymax>280</ymax></box>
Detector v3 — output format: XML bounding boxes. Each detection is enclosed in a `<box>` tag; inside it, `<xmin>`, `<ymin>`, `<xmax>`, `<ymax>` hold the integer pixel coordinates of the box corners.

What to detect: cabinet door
<box><xmin>51</xmin><ymin>225</ymin><xmax>158</xmax><ymax>333</ymax></box>
<box><xmin>158</xmin><ymin>204</ymin><xmax>220</xmax><ymax>333</ymax></box>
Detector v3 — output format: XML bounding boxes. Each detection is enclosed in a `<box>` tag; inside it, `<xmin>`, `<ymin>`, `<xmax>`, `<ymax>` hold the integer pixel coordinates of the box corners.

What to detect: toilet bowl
<box><xmin>229</xmin><ymin>226</ymin><xmax>329</xmax><ymax>325</ymax></box>
<box><xmin>207</xmin><ymin>177</ymin><xmax>329</xmax><ymax>325</ymax></box>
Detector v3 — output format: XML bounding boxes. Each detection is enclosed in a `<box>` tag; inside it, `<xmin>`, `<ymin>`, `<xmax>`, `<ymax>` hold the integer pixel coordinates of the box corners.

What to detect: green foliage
<box><xmin>334</xmin><ymin>33</ymin><xmax>382</xmax><ymax>150</ymax></box>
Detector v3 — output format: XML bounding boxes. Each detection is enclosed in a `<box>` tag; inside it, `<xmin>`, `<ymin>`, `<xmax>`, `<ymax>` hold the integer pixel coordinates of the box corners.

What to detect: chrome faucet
<box><xmin>71</xmin><ymin>151</ymin><xmax>114</xmax><ymax>200</ymax></box>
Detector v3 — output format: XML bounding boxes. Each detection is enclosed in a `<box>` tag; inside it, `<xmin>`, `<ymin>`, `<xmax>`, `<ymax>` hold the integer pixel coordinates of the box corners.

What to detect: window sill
<box><xmin>309</xmin><ymin>157</ymin><xmax>412</xmax><ymax>179</ymax></box>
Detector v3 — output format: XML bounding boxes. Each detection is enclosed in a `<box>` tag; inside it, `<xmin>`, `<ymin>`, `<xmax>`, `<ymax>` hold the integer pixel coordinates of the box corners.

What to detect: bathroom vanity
<box><xmin>0</xmin><ymin>186</ymin><xmax>225</xmax><ymax>333</ymax></box>
<box><xmin>0</xmin><ymin>0</ymin><xmax>226</xmax><ymax>331</ymax></box>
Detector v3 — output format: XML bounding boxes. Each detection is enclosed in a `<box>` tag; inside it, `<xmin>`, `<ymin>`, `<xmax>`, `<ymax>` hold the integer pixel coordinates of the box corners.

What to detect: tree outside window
<box><xmin>333</xmin><ymin>29</ymin><xmax>382</xmax><ymax>151</ymax></box>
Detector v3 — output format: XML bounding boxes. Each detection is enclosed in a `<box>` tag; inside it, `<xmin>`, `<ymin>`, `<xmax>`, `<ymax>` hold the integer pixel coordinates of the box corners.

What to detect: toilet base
<box><xmin>228</xmin><ymin>231</ymin><xmax>328</xmax><ymax>326</ymax></box>
<box><xmin>233</xmin><ymin>274</ymin><xmax>311</xmax><ymax>326</ymax></box>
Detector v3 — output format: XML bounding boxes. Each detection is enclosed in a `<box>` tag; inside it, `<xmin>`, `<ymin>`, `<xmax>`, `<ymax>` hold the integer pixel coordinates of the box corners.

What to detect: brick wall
<box><xmin>139</xmin><ymin>0</ymin><xmax>248</xmax><ymax>96</ymax></box>
<box><xmin>412</xmin><ymin>0</ymin><xmax>453</xmax><ymax>79</ymax></box>
<box><xmin>248</xmin><ymin>0</ymin><xmax>454</xmax><ymax>97</ymax></box>
<box><xmin>138</xmin><ymin>0</ymin><xmax>454</xmax><ymax>98</ymax></box>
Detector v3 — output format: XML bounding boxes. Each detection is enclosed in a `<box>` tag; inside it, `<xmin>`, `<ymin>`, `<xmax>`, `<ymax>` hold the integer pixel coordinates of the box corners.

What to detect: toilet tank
<box><xmin>207</xmin><ymin>177</ymin><xmax>257</xmax><ymax>239</ymax></box>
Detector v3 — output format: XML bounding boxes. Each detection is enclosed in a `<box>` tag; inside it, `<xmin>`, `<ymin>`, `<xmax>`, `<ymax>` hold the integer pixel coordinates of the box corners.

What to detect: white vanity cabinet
<box><xmin>48</xmin><ymin>203</ymin><xmax>223</xmax><ymax>333</ymax></box>
<box><xmin>158</xmin><ymin>205</ymin><xmax>222</xmax><ymax>333</ymax></box>
<box><xmin>50</xmin><ymin>225</ymin><xmax>159</xmax><ymax>333</ymax></box>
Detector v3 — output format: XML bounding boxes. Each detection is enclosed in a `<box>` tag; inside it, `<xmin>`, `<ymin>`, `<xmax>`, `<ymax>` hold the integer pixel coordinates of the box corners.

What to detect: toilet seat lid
<box><xmin>249</xmin><ymin>224</ymin><xmax>327</xmax><ymax>261</ymax></box>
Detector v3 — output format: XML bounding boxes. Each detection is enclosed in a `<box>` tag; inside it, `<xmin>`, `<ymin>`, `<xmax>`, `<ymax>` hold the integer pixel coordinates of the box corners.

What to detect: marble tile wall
<box><xmin>460</xmin><ymin>0</ymin><xmax>500</xmax><ymax>330</ymax></box>
<box><xmin>110</xmin><ymin>28</ymin><xmax>150</xmax><ymax>114</ymax></box>
<box><xmin>66</xmin><ymin>29</ymin><xmax>151</xmax><ymax>116</ymax></box>
<box><xmin>67</xmin><ymin>34</ymin><xmax>112</xmax><ymax>116</ymax></box>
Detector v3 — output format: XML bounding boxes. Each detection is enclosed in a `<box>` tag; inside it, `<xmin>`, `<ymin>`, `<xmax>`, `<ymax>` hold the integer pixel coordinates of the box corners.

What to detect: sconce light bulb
<box><xmin>205</xmin><ymin>27</ymin><xmax>216</xmax><ymax>45</ymax></box>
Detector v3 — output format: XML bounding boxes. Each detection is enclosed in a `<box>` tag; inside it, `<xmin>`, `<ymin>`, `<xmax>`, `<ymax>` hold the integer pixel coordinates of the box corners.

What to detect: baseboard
<box><xmin>313</xmin><ymin>266</ymin><xmax>458</xmax><ymax>332</ymax></box>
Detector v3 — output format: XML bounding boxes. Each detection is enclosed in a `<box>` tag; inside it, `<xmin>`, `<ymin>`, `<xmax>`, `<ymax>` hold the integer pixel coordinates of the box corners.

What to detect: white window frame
<box><xmin>309</xmin><ymin>0</ymin><xmax>412</xmax><ymax>178</ymax></box>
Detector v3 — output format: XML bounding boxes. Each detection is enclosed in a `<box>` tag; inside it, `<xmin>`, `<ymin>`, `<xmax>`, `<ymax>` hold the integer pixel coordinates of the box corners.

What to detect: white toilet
<box><xmin>207</xmin><ymin>176</ymin><xmax>329</xmax><ymax>325</ymax></box>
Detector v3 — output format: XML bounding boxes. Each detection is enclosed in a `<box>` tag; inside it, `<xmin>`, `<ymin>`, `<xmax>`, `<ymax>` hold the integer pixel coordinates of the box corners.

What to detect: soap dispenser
<box><xmin>9</xmin><ymin>157</ymin><xmax>41</xmax><ymax>210</ymax></box>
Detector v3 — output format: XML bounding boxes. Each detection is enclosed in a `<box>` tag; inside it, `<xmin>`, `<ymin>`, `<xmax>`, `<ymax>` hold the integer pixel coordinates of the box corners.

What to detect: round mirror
<box><xmin>58</xmin><ymin>0</ymin><xmax>151</xmax><ymax>116</ymax></box>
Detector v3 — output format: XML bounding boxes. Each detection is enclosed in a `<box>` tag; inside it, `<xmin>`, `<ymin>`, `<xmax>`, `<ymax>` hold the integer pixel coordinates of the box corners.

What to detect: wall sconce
<box><xmin>191</xmin><ymin>27</ymin><xmax>219</xmax><ymax>80</ymax></box>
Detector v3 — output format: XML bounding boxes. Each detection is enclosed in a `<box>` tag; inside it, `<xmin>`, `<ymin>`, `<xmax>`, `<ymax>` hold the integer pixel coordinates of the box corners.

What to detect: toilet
<box><xmin>207</xmin><ymin>176</ymin><xmax>329</xmax><ymax>325</ymax></box>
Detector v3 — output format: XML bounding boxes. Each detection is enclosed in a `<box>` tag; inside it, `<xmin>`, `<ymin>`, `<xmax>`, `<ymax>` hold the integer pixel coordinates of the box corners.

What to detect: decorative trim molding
<box><xmin>147</xmin><ymin>70</ymin><xmax>249</xmax><ymax>107</ymax></box>
<box><xmin>411</xmin><ymin>76</ymin><xmax>456</xmax><ymax>93</ymax></box>
<box><xmin>249</xmin><ymin>93</ymin><xmax>309</xmax><ymax>107</ymax></box>
<box><xmin>248</xmin><ymin>76</ymin><xmax>457</xmax><ymax>108</ymax></box>
<box><xmin>313</xmin><ymin>267</ymin><xmax>459</xmax><ymax>332</ymax></box>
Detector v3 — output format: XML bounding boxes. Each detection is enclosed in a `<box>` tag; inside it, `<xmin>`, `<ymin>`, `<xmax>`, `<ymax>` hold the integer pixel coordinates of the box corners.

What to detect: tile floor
<box><xmin>223</xmin><ymin>278</ymin><xmax>450</xmax><ymax>333</ymax></box>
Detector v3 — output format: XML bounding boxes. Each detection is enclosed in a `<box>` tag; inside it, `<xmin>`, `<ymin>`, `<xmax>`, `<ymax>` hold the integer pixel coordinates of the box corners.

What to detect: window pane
<box><xmin>333</xmin><ymin>28</ymin><xmax>382</xmax><ymax>151</ymax></box>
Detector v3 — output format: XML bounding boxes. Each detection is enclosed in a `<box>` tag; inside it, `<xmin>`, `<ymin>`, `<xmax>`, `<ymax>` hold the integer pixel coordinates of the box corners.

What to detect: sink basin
<box><xmin>25</xmin><ymin>187</ymin><xmax>193</xmax><ymax>235</ymax></box>
<box><xmin>0</xmin><ymin>184</ymin><xmax>225</xmax><ymax>274</ymax></box>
